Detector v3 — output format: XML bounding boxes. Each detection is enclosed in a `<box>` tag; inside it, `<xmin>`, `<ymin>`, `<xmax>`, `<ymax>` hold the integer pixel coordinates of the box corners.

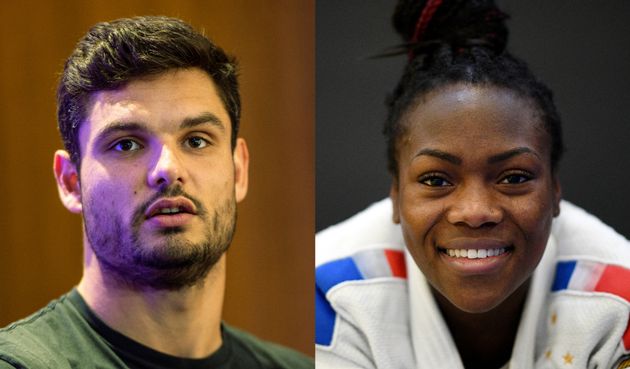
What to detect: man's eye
<box><xmin>420</xmin><ymin>176</ymin><xmax>452</xmax><ymax>187</ymax></box>
<box><xmin>500</xmin><ymin>174</ymin><xmax>532</xmax><ymax>184</ymax></box>
<box><xmin>113</xmin><ymin>139</ymin><xmax>142</xmax><ymax>152</ymax></box>
<box><xmin>185</xmin><ymin>136</ymin><xmax>209</xmax><ymax>149</ymax></box>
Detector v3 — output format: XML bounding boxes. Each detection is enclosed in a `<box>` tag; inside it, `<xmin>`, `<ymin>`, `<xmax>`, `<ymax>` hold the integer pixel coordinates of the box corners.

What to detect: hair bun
<box><xmin>393</xmin><ymin>0</ymin><xmax>509</xmax><ymax>57</ymax></box>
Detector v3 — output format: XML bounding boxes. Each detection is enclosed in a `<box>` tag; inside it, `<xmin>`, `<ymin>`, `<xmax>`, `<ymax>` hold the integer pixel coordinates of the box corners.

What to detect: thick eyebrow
<box><xmin>94</xmin><ymin>112</ymin><xmax>225</xmax><ymax>143</ymax></box>
<box><xmin>487</xmin><ymin>147</ymin><xmax>540</xmax><ymax>164</ymax></box>
<box><xmin>94</xmin><ymin>122</ymin><xmax>148</xmax><ymax>143</ymax></box>
<box><xmin>414</xmin><ymin>148</ymin><xmax>462</xmax><ymax>165</ymax></box>
<box><xmin>413</xmin><ymin>147</ymin><xmax>540</xmax><ymax>166</ymax></box>
<box><xmin>180</xmin><ymin>112</ymin><xmax>225</xmax><ymax>131</ymax></box>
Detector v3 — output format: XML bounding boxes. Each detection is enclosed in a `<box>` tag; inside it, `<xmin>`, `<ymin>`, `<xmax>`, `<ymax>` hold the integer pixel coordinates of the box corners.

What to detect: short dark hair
<box><xmin>385</xmin><ymin>0</ymin><xmax>564</xmax><ymax>177</ymax></box>
<box><xmin>57</xmin><ymin>16</ymin><xmax>240</xmax><ymax>164</ymax></box>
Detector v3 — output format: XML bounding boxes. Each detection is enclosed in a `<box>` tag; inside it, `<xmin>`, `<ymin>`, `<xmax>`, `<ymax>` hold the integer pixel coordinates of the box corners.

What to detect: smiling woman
<box><xmin>392</xmin><ymin>84</ymin><xmax>559</xmax><ymax>318</ymax></box>
<box><xmin>315</xmin><ymin>1</ymin><xmax>630</xmax><ymax>368</ymax></box>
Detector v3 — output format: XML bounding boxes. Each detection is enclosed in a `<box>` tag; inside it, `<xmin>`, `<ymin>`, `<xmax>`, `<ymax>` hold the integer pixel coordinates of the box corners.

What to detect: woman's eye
<box><xmin>113</xmin><ymin>139</ymin><xmax>142</xmax><ymax>152</ymax></box>
<box><xmin>420</xmin><ymin>176</ymin><xmax>452</xmax><ymax>187</ymax></box>
<box><xmin>500</xmin><ymin>174</ymin><xmax>531</xmax><ymax>184</ymax></box>
<box><xmin>185</xmin><ymin>136</ymin><xmax>209</xmax><ymax>149</ymax></box>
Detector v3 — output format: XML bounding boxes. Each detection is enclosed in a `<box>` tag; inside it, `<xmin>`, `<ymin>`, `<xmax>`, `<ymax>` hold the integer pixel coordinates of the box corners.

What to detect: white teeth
<box><xmin>159</xmin><ymin>207</ymin><xmax>180</xmax><ymax>214</ymax></box>
<box><xmin>444</xmin><ymin>247</ymin><xmax>507</xmax><ymax>259</ymax></box>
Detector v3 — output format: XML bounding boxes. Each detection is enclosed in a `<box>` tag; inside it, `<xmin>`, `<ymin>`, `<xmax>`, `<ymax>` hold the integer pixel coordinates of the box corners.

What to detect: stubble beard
<box><xmin>83</xmin><ymin>186</ymin><xmax>236</xmax><ymax>291</ymax></box>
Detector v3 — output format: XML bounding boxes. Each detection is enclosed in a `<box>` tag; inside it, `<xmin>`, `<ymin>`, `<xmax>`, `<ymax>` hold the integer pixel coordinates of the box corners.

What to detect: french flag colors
<box><xmin>552</xmin><ymin>260</ymin><xmax>630</xmax><ymax>350</ymax></box>
<box><xmin>316</xmin><ymin>249</ymin><xmax>406</xmax><ymax>346</ymax></box>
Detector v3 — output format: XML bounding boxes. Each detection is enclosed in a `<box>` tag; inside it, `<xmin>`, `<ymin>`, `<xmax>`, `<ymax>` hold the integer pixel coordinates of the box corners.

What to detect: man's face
<box><xmin>59</xmin><ymin>68</ymin><xmax>248</xmax><ymax>290</ymax></box>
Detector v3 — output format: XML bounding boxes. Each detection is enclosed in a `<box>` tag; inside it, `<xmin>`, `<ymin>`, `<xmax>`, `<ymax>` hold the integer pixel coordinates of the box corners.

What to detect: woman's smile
<box><xmin>435</xmin><ymin>238</ymin><xmax>513</xmax><ymax>275</ymax></box>
<box><xmin>391</xmin><ymin>83</ymin><xmax>561</xmax><ymax>313</ymax></box>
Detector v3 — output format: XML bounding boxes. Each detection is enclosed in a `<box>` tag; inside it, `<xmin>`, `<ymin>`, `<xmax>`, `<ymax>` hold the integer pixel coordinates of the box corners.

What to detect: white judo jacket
<box><xmin>315</xmin><ymin>199</ymin><xmax>630</xmax><ymax>369</ymax></box>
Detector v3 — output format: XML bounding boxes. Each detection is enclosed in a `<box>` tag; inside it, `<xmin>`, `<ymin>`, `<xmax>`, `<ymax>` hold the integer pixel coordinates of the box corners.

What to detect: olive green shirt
<box><xmin>0</xmin><ymin>289</ymin><xmax>313</xmax><ymax>369</ymax></box>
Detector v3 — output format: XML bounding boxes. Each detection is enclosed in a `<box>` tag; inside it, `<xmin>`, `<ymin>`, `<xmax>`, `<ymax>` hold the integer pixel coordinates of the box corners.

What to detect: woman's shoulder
<box><xmin>316</xmin><ymin>198</ymin><xmax>404</xmax><ymax>267</ymax></box>
<box><xmin>545</xmin><ymin>201</ymin><xmax>630</xmax><ymax>367</ymax></box>
<box><xmin>315</xmin><ymin>199</ymin><xmax>410</xmax><ymax>353</ymax></box>
<box><xmin>552</xmin><ymin>200</ymin><xmax>630</xmax><ymax>265</ymax></box>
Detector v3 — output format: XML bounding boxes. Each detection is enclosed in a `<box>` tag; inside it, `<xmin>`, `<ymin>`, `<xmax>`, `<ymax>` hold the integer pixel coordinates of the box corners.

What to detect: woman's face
<box><xmin>391</xmin><ymin>83</ymin><xmax>561</xmax><ymax>313</ymax></box>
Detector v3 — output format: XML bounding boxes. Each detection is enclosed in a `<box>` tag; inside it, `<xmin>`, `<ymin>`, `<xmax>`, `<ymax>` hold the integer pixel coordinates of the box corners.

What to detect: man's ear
<box><xmin>233</xmin><ymin>138</ymin><xmax>249</xmax><ymax>203</ymax></box>
<box><xmin>53</xmin><ymin>150</ymin><xmax>82</xmax><ymax>214</ymax></box>
<box><xmin>390</xmin><ymin>179</ymin><xmax>400</xmax><ymax>224</ymax></box>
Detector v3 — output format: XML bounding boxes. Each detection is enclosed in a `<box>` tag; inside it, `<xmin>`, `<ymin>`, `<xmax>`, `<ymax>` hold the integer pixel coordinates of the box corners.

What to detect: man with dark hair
<box><xmin>0</xmin><ymin>16</ymin><xmax>312</xmax><ymax>369</ymax></box>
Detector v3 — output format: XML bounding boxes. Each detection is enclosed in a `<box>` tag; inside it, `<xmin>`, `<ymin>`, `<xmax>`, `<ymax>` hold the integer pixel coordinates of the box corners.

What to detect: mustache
<box><xmin>132</xmin><ymin>186</ymin><xmax>207</xmax><ymax>227</ymax></box>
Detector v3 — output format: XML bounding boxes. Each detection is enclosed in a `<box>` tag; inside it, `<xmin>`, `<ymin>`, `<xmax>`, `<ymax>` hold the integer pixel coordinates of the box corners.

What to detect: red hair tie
<box><xmin>409</xmin><ymin>0</ymin><xmax>443</xmax><ymax>60</ymax></box>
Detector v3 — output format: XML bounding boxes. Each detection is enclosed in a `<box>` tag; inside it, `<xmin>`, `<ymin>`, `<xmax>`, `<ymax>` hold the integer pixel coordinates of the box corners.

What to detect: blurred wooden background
<box><xmin>0</xmin><ymin>0</ymin><xmax>313</xmax><ymax>356</ymax></box>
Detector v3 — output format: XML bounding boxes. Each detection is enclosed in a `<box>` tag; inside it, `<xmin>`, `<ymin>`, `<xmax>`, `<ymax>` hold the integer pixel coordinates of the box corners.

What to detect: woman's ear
<box><xmin>390</xmin><ymin>179</ymin><xmax>400</xmax><ymax>224</ymax></box>
<box><xmin>552</xmin><ymin>174</ymin><xmax>562</xmax><ymax>217</ymax></box>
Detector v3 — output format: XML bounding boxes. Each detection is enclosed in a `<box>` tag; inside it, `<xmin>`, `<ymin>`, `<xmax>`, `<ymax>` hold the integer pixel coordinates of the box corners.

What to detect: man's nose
<box><xmin>147</xmin><ymin>144</ymin><xmax>184</xmax><ymax>188</ymax></box>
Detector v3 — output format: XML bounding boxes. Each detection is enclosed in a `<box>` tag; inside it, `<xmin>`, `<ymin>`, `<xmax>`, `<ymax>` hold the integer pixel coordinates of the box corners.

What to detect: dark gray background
<box><xmin>316</xmin><ymin>0</ymin><xmax>630</xmax><ymax>237</ymax></box>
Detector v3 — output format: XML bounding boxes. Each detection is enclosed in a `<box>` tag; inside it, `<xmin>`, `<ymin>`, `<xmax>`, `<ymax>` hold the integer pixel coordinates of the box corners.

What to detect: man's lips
<box><xmin>144</xmin><ymin>197</ymin><xmax>197</xmax><ymax>219</ymax></box>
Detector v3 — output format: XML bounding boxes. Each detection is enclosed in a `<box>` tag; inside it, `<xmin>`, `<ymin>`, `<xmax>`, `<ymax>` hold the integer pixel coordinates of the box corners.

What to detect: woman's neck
<box><xmin>432</xmin><ymin>279</ymin><xmax>530</xmax><ymax>369</ymax></box>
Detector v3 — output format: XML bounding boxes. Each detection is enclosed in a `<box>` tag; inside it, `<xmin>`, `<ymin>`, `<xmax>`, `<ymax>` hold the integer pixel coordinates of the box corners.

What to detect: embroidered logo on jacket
<box><xmin>612</xmin><ymin>354</ymin><xmax>630</xmax><ymax>369</ymax></box>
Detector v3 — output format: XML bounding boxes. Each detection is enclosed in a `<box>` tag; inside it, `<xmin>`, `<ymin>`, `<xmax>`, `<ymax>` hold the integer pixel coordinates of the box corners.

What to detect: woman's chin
<box><xmin>432</xmin><ymin>285</ymin><xmax>512</xmax><ymax>315</ymax></box>
<box><xmin>432</xmin><ymin>279</ymin><xmax>531</xmax><ymax>316</ymax></box>
<box><xmin>454</xmin><ymin>300</ymin><xmax>504</xmax><ymax>314</ymax></box>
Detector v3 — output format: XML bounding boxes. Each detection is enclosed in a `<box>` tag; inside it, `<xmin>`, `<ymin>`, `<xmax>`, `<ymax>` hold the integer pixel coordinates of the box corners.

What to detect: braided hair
<box><xmin>384</xmin><ymin>0</ymin><xmax>564</xmax><ymax>176</ymax></box>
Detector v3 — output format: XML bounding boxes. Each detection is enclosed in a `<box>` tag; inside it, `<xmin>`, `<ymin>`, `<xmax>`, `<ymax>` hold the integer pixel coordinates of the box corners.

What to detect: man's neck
<box><xmin>77</xmin><ymin>249</ymin><xmax>226</xmax><ymax>359</ymax></box>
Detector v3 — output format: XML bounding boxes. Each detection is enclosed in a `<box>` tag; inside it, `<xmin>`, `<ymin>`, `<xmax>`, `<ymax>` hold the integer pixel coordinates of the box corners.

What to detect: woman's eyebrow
<box><xmin>414</xmin><ymin>148</ymin><xmax>462</xmax><ymax>165</ymax></box>
<box><xmin>487</xmin><ymin>147</ymin><xmax>540</xmax><ymax>164</ymax></box>
<box><xmin>413</xmin><ymin>147</ymin><xmax>540</xmax><ymax>165</ymax></box>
